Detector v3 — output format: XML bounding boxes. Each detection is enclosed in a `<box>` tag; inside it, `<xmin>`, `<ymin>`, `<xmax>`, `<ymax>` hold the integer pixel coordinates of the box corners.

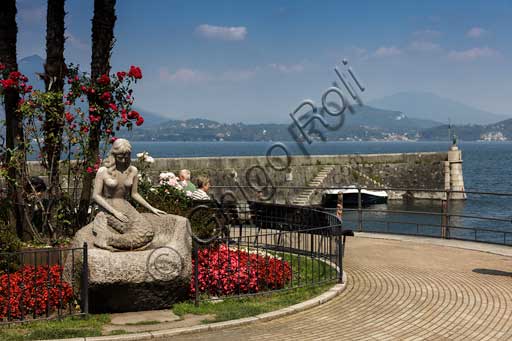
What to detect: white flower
<box><xmin>145</xmin><ymin>156</ymin><xmax>155</xmax><ymax>163</ymax></box>
<box><xmin>136</xmin><ymin>152</ymin><xmax>146</xmax><ymax>158</ymax></box>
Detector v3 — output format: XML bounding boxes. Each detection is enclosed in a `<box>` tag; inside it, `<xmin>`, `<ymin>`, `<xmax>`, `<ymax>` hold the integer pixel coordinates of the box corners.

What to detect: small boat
<box><xmin>321</xmin><ymin>187</ymin><xmax>388</xmax><ymax>208</ymax></box>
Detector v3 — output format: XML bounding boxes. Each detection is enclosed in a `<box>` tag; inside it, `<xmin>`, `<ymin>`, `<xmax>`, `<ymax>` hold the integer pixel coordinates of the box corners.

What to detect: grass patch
<box><xmin>174</xmin><ymin>251</ymin><xmax>337</xmax><ymax>323</ymax></box>
<box><xmin>173</xmin><ymin>282</ymin><xmax>334</xmax><ymax>323</ymax></box>
<box><xmin>0</xmin><ymin>315</ymin><xmax>110</xmax><ymax>341</ymax></box>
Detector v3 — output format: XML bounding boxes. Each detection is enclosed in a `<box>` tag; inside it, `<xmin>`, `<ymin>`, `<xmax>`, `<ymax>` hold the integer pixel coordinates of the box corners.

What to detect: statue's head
<box><xmin>104</xmin><ymin>138</ymin><xmax>132</xmax><ymax>172</ymax></box>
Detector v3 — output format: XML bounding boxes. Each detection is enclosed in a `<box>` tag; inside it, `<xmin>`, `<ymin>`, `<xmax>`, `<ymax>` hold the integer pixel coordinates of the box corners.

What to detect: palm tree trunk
<box><xmin>0</xmin><ymin>0</ymin><xmax>26</xmax><ymax>238</ymax></box>
<box><xmin>77</xmin><ymin>0</ymin><xmax>116</xmax><ymax>224</ymax></box>
<box><xmin>43</xmin><ymin>0</ymin><xmax>66</xmax><ymax>238</ymax></box>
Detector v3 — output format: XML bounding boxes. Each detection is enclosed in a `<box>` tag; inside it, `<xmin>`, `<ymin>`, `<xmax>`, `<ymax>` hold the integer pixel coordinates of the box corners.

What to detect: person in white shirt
<box><xmin>191</xmin><ymin>176</ymin><xmax>211</xmax><ymax>201</ymax></box>
<box><xmin>178</xmin><ymin>169</ymin><xmax>196</xmax><ymax>192</ymax></box>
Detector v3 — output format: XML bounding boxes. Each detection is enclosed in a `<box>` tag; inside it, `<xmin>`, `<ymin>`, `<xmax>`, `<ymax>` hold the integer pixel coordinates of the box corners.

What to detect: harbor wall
<box><xmin>26</xmin><ymin>151</ymin><xmax>453</xmax><ymax>203</ymax></box>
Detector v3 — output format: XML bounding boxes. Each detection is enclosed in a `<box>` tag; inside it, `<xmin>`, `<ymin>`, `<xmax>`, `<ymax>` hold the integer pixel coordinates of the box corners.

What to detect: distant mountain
<box><xmin>368</xmin><ymin>92</ymin><xmax>510</xmax><ymax>125</ymax></box>
<box><xmin>345</xmin><ymin>105</ymin><xmax>442</xmax><ymax>130</ymax></box>
<box><xmin>420</xmin><ymin>118</ymin><xmax>512</xmax><ymax>141</ymax></box>
<box><xmin>124</xmin><ymin>107</ymin><xmax>443</xmax><ymax>142</ymax></box>
<box><xmin>18</xmin><ymin>55</ymin><xmax>45</xmax><ymax>91</ymax></box>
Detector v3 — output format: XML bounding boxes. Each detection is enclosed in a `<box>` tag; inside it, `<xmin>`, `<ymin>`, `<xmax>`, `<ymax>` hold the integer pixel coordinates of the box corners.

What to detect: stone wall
<box><xmin>143</xmin><ymin>152</ymin><xmax>448</xmax><ymax>202</ymax></box>
<box><xmin>25</xmin><ymin>151</ymin><xmax>450</xmax><ymax>203</ymax></box>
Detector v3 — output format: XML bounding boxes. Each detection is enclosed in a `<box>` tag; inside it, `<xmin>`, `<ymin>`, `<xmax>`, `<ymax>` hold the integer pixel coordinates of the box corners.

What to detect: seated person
<box><xmin>191</xmin><ymin>176</ymin><xmax>211</xmax><ymax>201</ymax></box>
<box><xmin>178</xmin><ymin>169</ymin><xmax>197</xmax><ymax>192</ymax></box>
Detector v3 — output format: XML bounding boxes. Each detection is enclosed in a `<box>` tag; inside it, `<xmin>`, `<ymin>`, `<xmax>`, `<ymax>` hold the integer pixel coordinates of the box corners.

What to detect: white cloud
<box><xmin>466</xmin><ymin>27</ymin><xmax>487</xmax><ymax>38</ymax></box>
<box><xmin>409</xmin><ymin>41</ymin><xmax>442</xmax><ymax>52</ymax></box>
<box><xmin>159</xmin><ymin>68</ymin><xmax>208</xmax><ymax>83</ymax></box>
<box><xmin>412</xmin><ymin>29</ymin><xmax>441</xmax><ymax>40</ymax></box>
<box><xmin>159</xmin><ymin>67</ymin><xmax>258</xmax><ymax>83</ymax></box>
<box><xmin>66</xmin><ymin>33</ymin><xmax>89</xmax><ymax>51</ymax></box>
<box><xmin>269</xmin><ymin>63</ymin><xmax>304</xmax><ymax>73</ymax></box>
<box><xmin>374</xmin><ymin>46</ymin><xmax>402</xmax><ymax>57</ymax></box>
<box><xmin>447</xmin><ymin>47</ymin><xmax>500</xmax><ymax>61</ymax></box>
<box><xmin>195</xmin><ymin>24</ymin><xmax>247</xmax><ymax>41</ymax></box>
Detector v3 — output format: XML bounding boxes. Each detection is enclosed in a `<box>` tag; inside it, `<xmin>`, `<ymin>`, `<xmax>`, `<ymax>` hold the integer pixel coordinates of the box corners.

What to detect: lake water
<box><xmin>130</xmin><ymin>140</ymin><xmax>512</xmax><ymax>244</ymax></box>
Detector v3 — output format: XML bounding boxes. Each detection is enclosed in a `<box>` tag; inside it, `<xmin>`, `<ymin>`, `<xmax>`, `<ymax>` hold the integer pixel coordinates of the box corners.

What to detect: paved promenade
<box><xmin>170</xmin><ymin>234</ymin><xmax>512</xmax><ymax>340</ymax></box>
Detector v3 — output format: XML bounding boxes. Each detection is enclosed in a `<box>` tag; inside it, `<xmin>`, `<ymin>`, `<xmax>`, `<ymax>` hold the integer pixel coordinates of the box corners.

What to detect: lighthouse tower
<box><xmin>445</xmin><ymin>138</ymin><xmax>466</xmax><ymax>200</ymax></box>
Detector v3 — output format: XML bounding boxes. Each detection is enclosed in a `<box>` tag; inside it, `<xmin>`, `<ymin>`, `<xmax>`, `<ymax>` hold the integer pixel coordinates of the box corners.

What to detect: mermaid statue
<box><xmin>91</xmin><ymin>138</ymin><xmax>166</xmax><ymax>251</ymax></box>
<box><xmin>68</xmin><ymin>138</ymin><xmax>192</xmax><ymax>312</ymax></box>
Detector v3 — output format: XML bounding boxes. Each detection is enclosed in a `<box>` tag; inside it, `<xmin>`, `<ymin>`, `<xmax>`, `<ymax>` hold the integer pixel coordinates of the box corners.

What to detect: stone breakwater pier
<box><xmin>26</xmin><ymin>146</ymin><xmax>466</xmax><ymax>203</ymax></box>
<box><xmin>137</xmin><ymin>146</ymin><xmax>466</xmax><ymax>202</ymax></box>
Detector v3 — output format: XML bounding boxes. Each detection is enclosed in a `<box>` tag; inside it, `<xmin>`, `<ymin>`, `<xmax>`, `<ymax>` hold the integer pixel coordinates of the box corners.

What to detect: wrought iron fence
<box><xmin>188</xmin><ymin>203</ymin><xmax>349</xmax><ymax>304</ymax></box>
<box><xmin>0</xmin><ymin>244</ymin><xmax>88</xmax><ymax>324</ymax></box>
<box><xmin>210</xmin><ymin>185</ymin><xmax>512</xmax><ymax>246</ymax></box>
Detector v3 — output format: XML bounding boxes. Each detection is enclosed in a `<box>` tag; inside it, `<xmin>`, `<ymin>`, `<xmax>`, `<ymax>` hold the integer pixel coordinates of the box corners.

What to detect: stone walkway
<box><xmin>168</xmin><ymin>235</ymin><xmax>512</xmax><ymax>340</ymax></box>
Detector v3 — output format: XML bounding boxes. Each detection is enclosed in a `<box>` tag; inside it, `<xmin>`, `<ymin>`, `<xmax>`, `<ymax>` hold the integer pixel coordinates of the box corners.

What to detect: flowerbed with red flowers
<box><xmin>190</xmin><ymin>244</ymin><xmax>292</xmax><ymax>297</ymax></box>
<box><xmin>0</xmin><ymin>265</ymin><xmax>74</xmax><ymax>321</ymax></box>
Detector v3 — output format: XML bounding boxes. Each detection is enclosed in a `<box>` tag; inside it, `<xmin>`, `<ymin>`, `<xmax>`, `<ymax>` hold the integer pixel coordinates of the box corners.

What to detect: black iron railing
<box><xmin>0</xmin><ymin>244</ymin><xmax>88</xmax><ymax>324</ymax></box>
<box><xmin>211</xmin><ymin>185</ymin><xmax>512</xmax><ymax>246</ymax></box>
<box><xmin>188</xmin><ymin>203</ymin><xmax>349</xmax><ymax>304</ymax></box>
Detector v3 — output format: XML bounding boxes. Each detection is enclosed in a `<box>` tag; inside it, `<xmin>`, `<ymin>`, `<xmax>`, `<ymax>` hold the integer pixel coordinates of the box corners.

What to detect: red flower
<box><xmin>0</xmin><ymin>78</ymin><xmax>17</xmax><ymax>89</ymax></box>
<box><xmin>8</xmin><ymin>71</ymin><xmax>21</xmax><ymax>80</ymax></box>
<box><xmin>110</xmin><ymin>137</ymin><xmax>118</xmax><ymax>143</ymax></box>
<box><xmin>189</xmin><ymin>244</ymin><xmax>292</xmax><ymax>297</ymax></box>
<box><xmin>128</xmin><ymin>65</ymin><xmax>143</xmax><ymax>79</ymax></box>
<box><xmin>105</xmin><ymin>128</ymin><xmax>112</xmax><ymax>134</ymax></box>
<box><xmin>97</xmin><ymin>74</ymin><xmax>110</xmax><ymax>85</ymax></box>
<box><xmin>108</xmin><ymin>103</ymin><xmax>118</xmax><ymax>112</ymax></box>
<box><xmin>0</xmin><ymin>63</ymin><xmax>5</xmax><ymax>70</ymax></box>
<box><xmin>0</xmin><ymin>265</ymin><xmax>74</xmax><ymax>320</ymax></box>
<box><xmin>116</xmin><ymin>71</ymin><xmax>127</xmax><ymax>81</ymax></box>
<box><xmin>127</xmin><ymin>110</ymin><xmax>139</xmax><ymax>119</ymax></box>
<box><xmin>80</xmin><ymin>85</ymin><xmax>87</xmax><ymax>92</ymax></box>
<box><xmin>89</xmin><ymin>115</ymin><xmax>100</xmax><ymax>123</ymax></box>
<box><xmin>135</xmin><ymin>116</ymin><xmax>144</xmax><ymax>126</ymax></box>
<box><xmin>65</xmin><ymin>112</ymin><xmax>74</xmax><ymax>123</ymax></box>
<box><xmin>86</xmin><ymin>166</ymin><xmax>94</xmax><ymax>173</ymax></box>
<box><xmin>81</xmin><ymin>125</ymin><xmax>89</xmax><ymax>133</ymax></box>
<box><xmin>100</xmin><ymin>91</ymin><xmax>111</xmax><ymax>101</ymax></box>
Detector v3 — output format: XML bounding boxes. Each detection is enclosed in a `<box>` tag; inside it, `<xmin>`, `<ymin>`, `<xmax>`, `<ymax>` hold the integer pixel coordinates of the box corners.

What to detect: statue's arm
<box><xmin>92</xmin><ymin>167</ymin><xmax>128</xmax><ymax>221</ymax></box>
<box><xmin>130</xmin><ymin>167</ymin><xmax>166</xmax><ymax>215</ymax></box>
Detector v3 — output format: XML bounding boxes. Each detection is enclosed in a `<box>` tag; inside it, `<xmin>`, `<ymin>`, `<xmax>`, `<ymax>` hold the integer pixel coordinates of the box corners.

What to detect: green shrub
<box><xmin>135</xmin><ymin>184</ymin><xmax>223</xmax><ymax>242</ymax></box>
<box><xmin>0</xmin><ymin>224</ymin><xmax>22</xmax><ymax>273</ymax></box>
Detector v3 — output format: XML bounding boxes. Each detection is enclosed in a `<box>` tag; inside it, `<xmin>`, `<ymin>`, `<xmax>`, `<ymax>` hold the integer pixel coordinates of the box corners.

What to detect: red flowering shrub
<box><xmin>0</xmin><ymin>265</ymin><xmax>74</xmax><ymax>321</ymax></box>
<box><xmin>190</xmin><ymin>244</ymin><xmax>292</xmax><ymax>297</ymax></box>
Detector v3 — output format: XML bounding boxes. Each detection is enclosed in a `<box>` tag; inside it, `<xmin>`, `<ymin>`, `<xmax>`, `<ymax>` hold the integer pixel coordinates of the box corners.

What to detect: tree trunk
<box><xmin>0</xmin><ymin>0</ymin><xmax>26</xmax><ymax>238</ymax></box>
<box><xmin>43</xmin><ymin>0</ymin><xmax>66</xmax><ymax>238</ymax></box>
<box><xmin>77</xmin><ymin>0</ymin><xmax>116</xmax><ymax>225</ymax></box>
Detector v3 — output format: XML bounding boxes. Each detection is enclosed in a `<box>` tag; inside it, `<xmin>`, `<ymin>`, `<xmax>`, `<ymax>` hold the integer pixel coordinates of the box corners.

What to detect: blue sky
<box><xmin>16</xmin><ymin>0</ymin><xmax>512</xmax><ymax>123</ymax></box>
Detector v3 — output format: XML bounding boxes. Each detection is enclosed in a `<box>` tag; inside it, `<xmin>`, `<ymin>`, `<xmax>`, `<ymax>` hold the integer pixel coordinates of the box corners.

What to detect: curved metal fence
<box><xmin>210</xmin><ymin>185</ymin><xmax>512</xmax><ymax>246</ymax></box>
<box><xmin>188</xmin><ymin>203</ymin><xmax>348</xmax><ymax>304</ymax></box>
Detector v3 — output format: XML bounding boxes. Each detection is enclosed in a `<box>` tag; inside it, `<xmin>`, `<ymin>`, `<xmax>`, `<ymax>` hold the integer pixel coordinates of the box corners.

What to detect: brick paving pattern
<box><xmin>168</xmin><ymin>236</ymin><xmax>512</xmax><ymax>340</ymax></box>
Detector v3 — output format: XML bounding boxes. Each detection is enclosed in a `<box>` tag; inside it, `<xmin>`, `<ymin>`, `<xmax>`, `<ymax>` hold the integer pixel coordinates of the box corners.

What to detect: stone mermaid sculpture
<box><xmin>91</xmin><ymin>138</ymin><xmax>167</xmax><ymax>251</ymax></box>
<box><xmin>67</xmin><ymin>138</ymin><xmax>192</xmax><ymax>312</ymax></box>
